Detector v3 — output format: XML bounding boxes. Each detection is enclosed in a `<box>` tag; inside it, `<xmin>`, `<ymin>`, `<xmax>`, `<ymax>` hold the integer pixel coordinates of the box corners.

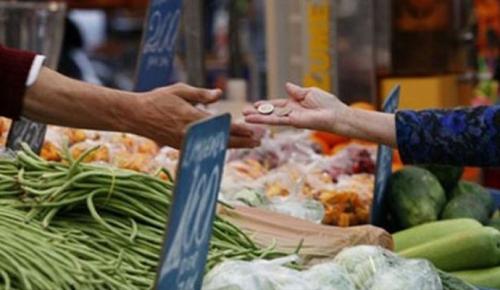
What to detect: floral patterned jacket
<box><xmin>396</xmin><ymin>106</ymin><xmax>500</xmax><ymax>167</ymax></box>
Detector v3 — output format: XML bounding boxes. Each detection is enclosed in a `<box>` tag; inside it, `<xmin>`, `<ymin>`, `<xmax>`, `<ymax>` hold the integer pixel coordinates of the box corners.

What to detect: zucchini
<box><xmin>393</xmin><ymin>219</ymin><xmax>482</xmax><ymax>252</ymax></box>
<box><xmin>399</xmin><ymin>227</ymin><xmax>500</xmax><ymax>272</ymax></box>
<box><xmin>452</xmin><ymin>266</ymin><xmax>500</xmax><ymax>289</ymax></box>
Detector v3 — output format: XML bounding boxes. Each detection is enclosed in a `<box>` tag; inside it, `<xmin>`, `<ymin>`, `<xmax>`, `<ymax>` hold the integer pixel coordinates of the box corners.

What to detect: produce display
<box><xmin>0</xmin><ymin>118</ymin><xmax>378</xmax><ymax>227</ymax></box>
<box><xmin>0</xmin><ymin>116</ymin><xmax>495</xmax><ymax>290</ymax></box>
<box><xmin>387</xmin><ymin>165</ymin><xmax>499</xmax><ymax>230</ymax></box>
<box><xmin>388</xmin><ymin>165</ymin><xmax>500</xmax><ymax>289</ymax></box>
<box><xmin>222</xmin><ymin>130</ymin><xmax>376</xmax><ymax>226</ymax></box>
<box><xmin>202</xmin><ymin>245</ymin><xmax>475</xmax><ymax>290</ymax></box>
<box><xmin>394</xmin><ymin>219</ymin><xmax>500</xmax><ymax>289</ymax></box>
<box><xmin>0</xmin><ymin>145</ymin><xmax>287</xmax><ymax>289</ymax></box>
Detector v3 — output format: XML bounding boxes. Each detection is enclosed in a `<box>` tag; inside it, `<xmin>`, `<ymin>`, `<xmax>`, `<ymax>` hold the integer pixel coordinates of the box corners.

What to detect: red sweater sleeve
<box><xmin>0</xmin><ymin>45</ymin><xmax>36</xmax><ymax>119</ymax></box>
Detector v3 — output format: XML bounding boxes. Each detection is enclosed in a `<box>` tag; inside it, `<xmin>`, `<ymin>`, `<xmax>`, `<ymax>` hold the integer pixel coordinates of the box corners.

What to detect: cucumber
<box><xmin>399</xmin><ymin>227</ymin><xmax>500</xmax><ymax>272</ymax></box>
<box><xmin>452</xmin><ymin>266</ymin><xmax>500</xmax><ymax>289</ymax></box>
<box><xmin>394</xmin><ymin>219</ymin><xmax>482</xmax><ymax>252</ymax></box>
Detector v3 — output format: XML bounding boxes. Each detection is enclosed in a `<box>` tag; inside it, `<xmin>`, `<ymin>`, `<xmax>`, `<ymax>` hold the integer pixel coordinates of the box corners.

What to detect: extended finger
<box><xmin>229</xmin><ymin>136</ymin><xmax>261</xmax><ymax>149</ymax></box>
<box><xmin>244</xmin><ymin>114</ymin><xmax>291</xmax><ymax>126</ymax></box>
<box><xmin>230</xmin><ymin>123</ymin><xmax>254</xmax><ymax>137</ymax></box>
<box><xmin>170</xmin><ymin>83</ymin><xmax>222</xmax><ymax>104</ymax></box>
<box><xmin>285</xmin><ymin>82</ymin><xmax>308</xmax><ymax>102</ymax></box>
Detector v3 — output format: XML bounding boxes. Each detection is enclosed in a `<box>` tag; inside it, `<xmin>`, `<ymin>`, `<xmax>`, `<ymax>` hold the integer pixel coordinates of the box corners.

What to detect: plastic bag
<box><xmin>203</xmin><ymin>258</ymin><xmax>309</xmax><ymax>290</ymax></box>
<box><xmin>369</xmin><ymin>259</ymin><xmax>442</xmax><ymax>290</ymax></box>
<box><xmin>334</xmin><ymin>246</ymin><xmax>442</xmax><ymax>290</ymax></box>
<box><xmin>334</xmin><ymin>246</ymin><xmax>401</xmax><ymax>289</ymax></box>
<box><xmin>267</xmin><ymin>197</ymin><xmax>324</xmax><ymax>224</ymax></box>
<box><xmin>303</xmin><ymin>262</ymin><xmax>355</xmax><ymax>290</ymax></box>
<box><xmin>203</xmin><ymin>256</ymin><xmax>356</xmax><ymax>290</ymax></box>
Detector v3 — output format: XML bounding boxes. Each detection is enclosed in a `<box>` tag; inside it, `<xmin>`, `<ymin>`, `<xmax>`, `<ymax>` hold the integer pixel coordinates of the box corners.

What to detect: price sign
<box><xmin>6</xmin><ymin>117</ymin><xmax>47</xmax><ymax>154</ymax></box>
<box><xmin>135</xmin><ymin>0</ymin><xmax>183</xmax><ymax>92</ymax></box>
<box><xmin>155</xmin><ymin>114</ymin><xmax>231</xmax><ymax>290</ymax></box>
<box><xmin>370</xmin><ymin>85</ymin><xmax>400</xmax><ymax>228</ymax></box>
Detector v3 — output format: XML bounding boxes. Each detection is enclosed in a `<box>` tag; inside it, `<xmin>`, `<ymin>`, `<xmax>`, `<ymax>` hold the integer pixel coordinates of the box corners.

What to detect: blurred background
<box><xmin>24</xmin><ymin>0</ymin><xmax>495</xmax><ymax>106</ymax></box>
<box><xmin>2</xmin><ymin>0</ymin><xmax>500</xmax><ymax>184</ymax></box>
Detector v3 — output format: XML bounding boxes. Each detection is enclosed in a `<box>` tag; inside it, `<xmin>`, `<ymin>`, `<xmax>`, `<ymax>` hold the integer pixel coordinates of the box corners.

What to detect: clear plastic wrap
<box><xmin>334</xmin><ymin>246</ymin><xmax>401</xmax><ymax>289</ymax></box>
<box><xmin>266</xmin><ymin>197</ymin><xmax>324</xmax><ymax>224</ymax></box>
<box><xmin>369</xmin><ymin>259</ymin><xmax>442</xmax><ymax>290</ymax></box>
<box><xmin>334</xmin><ymin>246</ymin><xmax>442</xmax><ymax>290</ymax></box>
<box><xmin>203</xmin><ymin>256</ymin><xmax>356</xmax><ymax>290</ymax></box>
<box><xmin>203</xmin><ymin>246</ymin><xmax>442</xmax><ymax>290</ymax></box>
<box><xmin>203</xmin><ymin>258</ymin><xmax>309</xmax><ymax>290</ymax></box>
<box><xmin>303</xmin><ymin>262</ymin><xmax>355</xmax><ymax>290</ymax></box>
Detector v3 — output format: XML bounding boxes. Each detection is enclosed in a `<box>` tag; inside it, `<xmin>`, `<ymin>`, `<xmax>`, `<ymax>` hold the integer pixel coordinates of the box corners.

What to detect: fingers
<box><xmin>230</xmin><ymin>123</ymin><xmax>255</xmax><ymax>137</ymax></box>
<box><xmin>229</xmin><ymin>135</ymin><xmax>261</xmax><ymax>149</ymax></box>
<box><xmin>244</xmin><ymin>113</ymin><xmax>291</xmax><ymax>126</ymax></box>
<box><xmin>168</xmin><ymin>83</ymin><xmax>222</xmax><ymax>104</ymax></box>
<box><xmin>285</xmin><ymin>82</ymin><xmax>308</xmax><ymax>102</ymax></box>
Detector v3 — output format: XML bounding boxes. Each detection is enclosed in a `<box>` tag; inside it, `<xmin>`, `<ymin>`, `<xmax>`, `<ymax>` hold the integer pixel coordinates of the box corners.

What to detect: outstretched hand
<box><xmin>243</xmin><ymin>83</ymin><xmax>349</xmax><ymax>132</ymax></box>
<box><xmin>141</xmin><ymin>83</ymin><xmax>259</xmax><ymax>149</ymax></box>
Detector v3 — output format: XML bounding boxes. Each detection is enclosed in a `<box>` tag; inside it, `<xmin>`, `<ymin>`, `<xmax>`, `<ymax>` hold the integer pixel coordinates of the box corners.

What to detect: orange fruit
<box><xmin>393</xmin><ymin>150</ymin><xmax>402</xmax><ymax>164</ymax></box>
<box><xmin>392</xmin><ymin>163</ymin><xmax>404</xmax><ymax>172</ymax></box>
<box><xmin>462</xmin><ymin>167</ymin><xmax>481</xmax><ymax>182</ymax></box>
<box><xmin>310</xmin><ymin>135</ymin><xmax>331</xmax><ymax>154</ymax></box>
<box><xmin>350</xmin><ymin>102</ymin><xmax>376</xmax><ymax>111</ymax></box>
<box><xmin>313</xmin><ymin>131</ymin><xmax>350</xmax><ymax>147</ymax></box>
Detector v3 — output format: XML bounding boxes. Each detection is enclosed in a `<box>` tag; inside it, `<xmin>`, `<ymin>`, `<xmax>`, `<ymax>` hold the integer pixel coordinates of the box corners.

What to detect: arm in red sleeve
<box><xmin>0</xmin><ymin>45</ymin><xmax>36</xmax><ymax>119</ymax></box>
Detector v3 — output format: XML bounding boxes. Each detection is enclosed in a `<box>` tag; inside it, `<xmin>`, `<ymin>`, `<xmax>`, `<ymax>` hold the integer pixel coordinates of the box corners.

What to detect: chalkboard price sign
<box><xmin>155</xmin><ymin>114</ymin><xmax>231</xmax><ymax>290</ymax></box>
<box><xmin>6</xmin><ymin>117</ymin><xmax>47</xmax><ymax>154</ymax></box>
<box><xmin>135</xmin><ymin>0</ymin><xmax>183</xmax><ymax>92</ymax></box>
<box><xmin>371</xmin><ymin>85</ymin><xmax>400</xmax><ymax>227</ymax></box>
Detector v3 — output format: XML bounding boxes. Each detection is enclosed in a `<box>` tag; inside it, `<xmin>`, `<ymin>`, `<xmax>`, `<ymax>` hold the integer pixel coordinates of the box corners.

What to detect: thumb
<box><xmin>185</xmin><ymin>88</ymin><xmax>222</xmax><ymax>104</ymax></box>
<box><xmin>171</xmin><ymin>84</ymin><xmax>222</xmax><ymax>104</ymax></box>
<box><xmin>285</xmin><ymin>82</ymin><xmax>308</xmax><ymax>101</ymax></box>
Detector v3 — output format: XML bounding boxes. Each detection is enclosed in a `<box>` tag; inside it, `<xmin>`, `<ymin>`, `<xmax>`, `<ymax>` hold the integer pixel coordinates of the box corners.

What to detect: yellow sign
<box><xmin>303</xmin><ymin>1</ymin><xmax>331</xmax><ymax>91</ymax></box>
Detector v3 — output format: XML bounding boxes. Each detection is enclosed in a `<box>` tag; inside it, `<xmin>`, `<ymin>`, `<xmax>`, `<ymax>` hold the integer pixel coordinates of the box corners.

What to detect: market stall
<box><xmin>0</xmin><ymin>0</ymin><xmax>499</xmax><ymax>289</ymax></box>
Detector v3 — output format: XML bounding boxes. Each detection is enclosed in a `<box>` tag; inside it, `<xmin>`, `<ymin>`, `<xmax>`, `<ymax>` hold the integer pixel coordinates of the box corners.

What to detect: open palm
<box><xmin>243</xmin><ymin>83</ymin><xmax>348</xmax><ymax>132</ymax></box>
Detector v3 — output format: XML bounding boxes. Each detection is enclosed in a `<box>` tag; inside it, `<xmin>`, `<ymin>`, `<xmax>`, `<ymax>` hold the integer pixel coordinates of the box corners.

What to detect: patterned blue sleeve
<box><xmin>396</xmin><ymin>106</ymin><xmax>500</xmax><ymax>166</ymax></box>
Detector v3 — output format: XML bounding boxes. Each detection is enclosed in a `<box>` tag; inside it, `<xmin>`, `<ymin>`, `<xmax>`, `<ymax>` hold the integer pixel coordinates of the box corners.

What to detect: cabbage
<box><xmin>204</xmin><ymin>246</ymin><xmax>444</xmax><ymax>290</ymax></box>
<box><xmin>369</xmin><ymin>259</ymin><xmax>442</xmax><ymax>290</ymax></box>
<box><xmin>302</xmin><ymin>262</ymin><xmax>355</xmax><ymax>290</ymax></box>
<box><xmin>202</xmin><ymin>260</ymin><xmax>308</xmax><ymax>290</ymax></box>
<box><xmin>333</xmin><ymin>246</ymin><xmax>401</xmax><ymax>289</ymax></box>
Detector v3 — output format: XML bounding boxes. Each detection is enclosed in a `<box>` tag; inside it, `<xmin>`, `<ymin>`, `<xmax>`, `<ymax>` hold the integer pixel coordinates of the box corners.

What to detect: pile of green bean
<box><xmin>0</xmin><ymin>144</ymin><xmax>288</xmax><ymax>290</ymax></box>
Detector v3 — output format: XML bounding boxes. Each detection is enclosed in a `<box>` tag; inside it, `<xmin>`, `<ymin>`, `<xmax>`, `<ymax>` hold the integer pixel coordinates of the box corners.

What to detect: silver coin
<box><xmin>257</xmin><ymin>103</ymin><xmax>275</xmax><ymax>115</ymax></box>
<box><xmin>275</xmin><ymin>107</ymin><xmax>292</xmax><ymax>117</ymax></box>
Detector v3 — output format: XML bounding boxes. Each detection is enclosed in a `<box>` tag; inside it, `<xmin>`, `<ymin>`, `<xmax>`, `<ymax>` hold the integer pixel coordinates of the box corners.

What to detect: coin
<box><xmin>275</xmin><ymin>107</ymin><xmax>292</xmax><ymax>117</ymax></box>
<box><xmin>257</xmin><ymin>103</ymin><xmax>275</xmax><ymax>115</ymax></box>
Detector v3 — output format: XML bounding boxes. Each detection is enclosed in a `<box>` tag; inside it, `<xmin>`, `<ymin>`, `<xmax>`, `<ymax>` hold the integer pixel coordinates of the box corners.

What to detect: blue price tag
<box><xmin>155</xmin><ymin>114</ymin><xmax>231</xmax><ymax>290</ymax></box>
<box><xmin>370</xmin><ymin>85</ymin><xmax>400</xmax><ymax>227</ymax></box>
<box><xmin>134</xmin><ymin>0</ymin><xmax>183</xmax><ymax>92</ymax></box>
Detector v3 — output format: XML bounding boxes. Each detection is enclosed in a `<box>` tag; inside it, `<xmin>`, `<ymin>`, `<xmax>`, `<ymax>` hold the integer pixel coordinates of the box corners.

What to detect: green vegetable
<box><xmin>452</xmin><ymin>266</ymin><xmax>500</xmax><ymax>289</ymax></box>
<box><xmin>419</xmin><ymin>164</ymin><xmax>464</xmax><ymax>192</ymax></box>
<box><xmin>0</xmin><ymin>144</ymin><xmax>288</xmax><ymax>289</ymax></box>
<box><xmin>489</xmin><ymin>216</ymin><xmax>500</xmax><ymax>231</ymax></box>
<box><xmin>399</xmin><ymin>227</ymin><xmax>500</xmax><ymax>272</ymax></box>
<box><xmin>388</xmin><ymin>167</ymin><xmax>446</xmax><ymax>229</ymax></box>
<box><xmin>438</xmin><ymin>270</ymin><xmax>477</xmax><ymax>290</ymax></box>
<box><xmin>442</xmin><ymin>181</ymin><xmax>495</xmax><ymax>224</ymax></box>
<box><xmin>393</xmin><ymin>219</ymin><xmax>482</xmax><ymax>252</ymax></box>
<box><xmin>333</xmin><ymin>246</ymin><xmax>401</xmax><ymax>289</ymax></box>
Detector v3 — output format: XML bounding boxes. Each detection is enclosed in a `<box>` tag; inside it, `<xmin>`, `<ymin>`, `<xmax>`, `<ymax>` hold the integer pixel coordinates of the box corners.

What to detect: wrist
<box><xmin>111</xmin><ymin>92</ymin><xmax>143</xmax><ymax>135</ymax></box>
<box><xmin>328</xmin><ymin>104</ymin><xmax>353</xmax><ymax>135</ymax></box>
